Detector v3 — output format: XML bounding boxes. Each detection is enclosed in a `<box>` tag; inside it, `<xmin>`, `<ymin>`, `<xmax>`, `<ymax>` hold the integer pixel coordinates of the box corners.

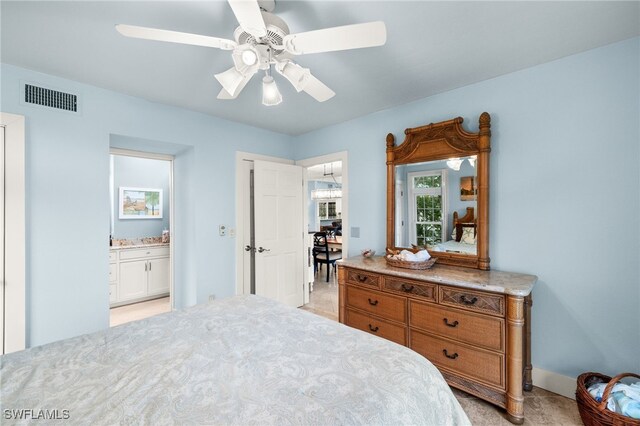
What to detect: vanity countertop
<box><xmin>110</xmin><ymin>242</ymin><xmax>169</xmax><ymax>251</ymax></box>
<box><xmin>338</xmin><ymin>256</ymin><xmax>536</xmax><ymax>296</ymax></box>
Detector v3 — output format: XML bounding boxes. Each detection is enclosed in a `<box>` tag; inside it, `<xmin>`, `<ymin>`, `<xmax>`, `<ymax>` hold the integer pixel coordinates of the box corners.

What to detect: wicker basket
<box><xmin>385</xmin><ymin>256</ymin><xmax>437</xmax><ymax>270</ymax></box>
<box><xmin>576</xmin><ymin>372</ymin><xmax>640</xmax><ymax>426</ymax></box>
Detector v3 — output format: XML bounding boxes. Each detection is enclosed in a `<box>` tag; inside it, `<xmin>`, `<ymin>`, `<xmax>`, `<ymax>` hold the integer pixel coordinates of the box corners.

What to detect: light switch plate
<box><xmin>219</xmin><ymin>225</ymin><xmax>226</xmax><ymax>236</ymax></box>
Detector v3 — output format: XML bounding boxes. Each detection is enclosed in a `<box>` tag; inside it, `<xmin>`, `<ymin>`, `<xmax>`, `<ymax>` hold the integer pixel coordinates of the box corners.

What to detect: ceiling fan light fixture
<box><xmin>241</xmin><ymin>50</ymin><xmax>257</xmax><ymax>65</ymax></box>
<box><xmin>262</xmin><ymin>75</ymin><xmax>282</xmax><ymax>106</ymax></box>
<box><xmin>215</xmin><ymin>67</ymin><xmax>246</xmax><ymax>97</ymax></box>
<box><xmin>446</xmin><ymin>158</ymin><xmax>463</xmax><ymax>171</ymax></box>
<box><xmin>231</xmin><ymin>44</ymin><xmax>261</xmax><ymax>75</ymax></box>
<box><xmin>277</xmin><ymin>61</ymin><xmax>310</xmax><ymax>92</ymax></box>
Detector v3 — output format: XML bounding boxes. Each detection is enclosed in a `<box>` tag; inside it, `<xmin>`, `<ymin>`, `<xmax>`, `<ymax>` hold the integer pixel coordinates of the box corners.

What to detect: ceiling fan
<box><xmin>116</xmin><ymin>0</ymin><xmax>387</xmax><ymax>106</ymax></box>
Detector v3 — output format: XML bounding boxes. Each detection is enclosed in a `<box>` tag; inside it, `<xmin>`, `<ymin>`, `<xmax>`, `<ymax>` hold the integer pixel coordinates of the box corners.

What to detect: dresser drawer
<box><xmin>384</xmin><ymin>277</ymin><xmax>436</xmax><ymax>302</ymax></box>
<box><xmin>346</xmin><ymin>286</ymin><xmax>406</xmax><ymax>324</ymax></box>
<box><xmin>119</xmin><ymin>246</ymin><xmax>170</xmax><ymax>260</ymax></box>
<box><xmin>439</xmin><ymin>286</ymin><xmax>505</xmax><ymax>317</ymax></box>
<box><xmin>345</xmin><ymin>269</ymin><xmax>380</xmax><ymax>288</ymax></box>
<box><xmin>109</xmin><ymin>251</ymin><xmax>117</xmax><ymax>262</ymax></box>
<box><xmin>410</xmin><ymin>301</ymin><xmax>504</xmax><ymax>351</ymax></box>
<box><xmin>410</xmin><ymin>330</ymin><xmax>505</xmax><ymax>389</ymax></box>
<box><xmin>346</xmin><ymin>308</ymin><xmax>406</xmax><ymax>345</ymax></box>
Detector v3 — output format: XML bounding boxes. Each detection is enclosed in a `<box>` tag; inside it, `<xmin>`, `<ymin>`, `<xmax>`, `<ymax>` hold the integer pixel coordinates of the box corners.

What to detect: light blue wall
<box><xmin>1</xmin><ymin>63</ymin><xmax>293</xmax><ymax>347</ymax></box>
<box><xmin>2</xmin><ymin>36</ymin><xmax>638</xmax><ymax>379</ymax></box>
<box><xmin>112</xmin><ymin>155</ymin><xmax>170</xmax><ymax>239</ymax></box>
<box><xmin>294</xmin><ymin>38</ymin><xmax>640</xmax><ymax>377</ymax></box>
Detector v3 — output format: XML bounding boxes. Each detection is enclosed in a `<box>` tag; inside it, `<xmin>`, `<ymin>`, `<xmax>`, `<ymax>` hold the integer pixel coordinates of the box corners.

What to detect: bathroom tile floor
<box><xmin>300</xmin><ymin>270</ymin><xmax>583</xmax><ymax>425</ymax></box>
<box><xmin>110</xmin><ymin>296</ymin><xmax>171</xmax><ymax>327</ymax></box>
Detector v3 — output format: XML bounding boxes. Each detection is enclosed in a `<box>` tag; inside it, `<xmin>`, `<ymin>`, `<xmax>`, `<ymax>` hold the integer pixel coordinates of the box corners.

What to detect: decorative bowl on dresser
<box><xmin>338</xmin><ymin>113</ymin><xmax>537</xmax><ymax>424</ymax></box>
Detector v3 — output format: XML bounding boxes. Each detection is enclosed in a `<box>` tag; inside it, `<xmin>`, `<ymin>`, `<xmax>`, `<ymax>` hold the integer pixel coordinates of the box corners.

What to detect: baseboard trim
<box><xmin>532</xmin><ymin>367</ymin><xmax>576</xmax><ymax>399</ymax></box>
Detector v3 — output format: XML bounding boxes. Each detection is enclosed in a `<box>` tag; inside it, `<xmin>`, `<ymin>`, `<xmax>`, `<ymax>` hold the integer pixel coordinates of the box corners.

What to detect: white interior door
<box><xmin>0</xmin><ymin>127</ymin><xmax>5</xmax><ymax>354</ymax></box>
<box><xmin>254</xmin><ymin>160</ymin><xmax>304</xmax><ymax>307</ymax></box>
<box><xmin>0</xmin><ymin>113</ymin><xmax>25</xmax><ymax>354</ymax></box>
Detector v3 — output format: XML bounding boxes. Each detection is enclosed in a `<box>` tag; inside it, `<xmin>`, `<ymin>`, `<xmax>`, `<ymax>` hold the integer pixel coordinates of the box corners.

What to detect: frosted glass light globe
<box><xmin>241</xmin><ymin>50</ymin><xmax>257</xmax><ymax>66</ymax></box>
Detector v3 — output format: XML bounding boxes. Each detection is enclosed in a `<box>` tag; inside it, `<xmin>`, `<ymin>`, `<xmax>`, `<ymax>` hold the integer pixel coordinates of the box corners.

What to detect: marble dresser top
<box><xmin>338</xmin><ymin>256</ymin><xmax>536</xmax><ymax>296</ymax></box>
<box><xmin>110</xmin><ymin>242</ymin><xmax>169</xmax><ymax>251</ymax></box>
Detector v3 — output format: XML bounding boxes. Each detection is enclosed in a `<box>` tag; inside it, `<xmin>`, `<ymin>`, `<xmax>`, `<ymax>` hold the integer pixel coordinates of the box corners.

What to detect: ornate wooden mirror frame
<box><xmin>386</xmin><ymin>113</ymin><xmax>491</xmax><ymax>270</ymax></box>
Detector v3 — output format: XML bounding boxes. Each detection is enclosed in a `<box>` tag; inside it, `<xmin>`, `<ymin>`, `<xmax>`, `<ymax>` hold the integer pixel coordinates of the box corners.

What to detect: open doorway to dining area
<box><xmin>297</xmin><ymin>153</ymin><xmax>348</xmax><ymax>320</ymax></box>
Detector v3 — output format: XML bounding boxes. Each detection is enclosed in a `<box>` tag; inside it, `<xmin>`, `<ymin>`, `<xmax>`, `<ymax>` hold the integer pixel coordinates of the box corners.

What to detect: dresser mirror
<box><xmin>386</xmin><ymin>113</ymin><xmax>491</xmax><ymax>270</ymax></box>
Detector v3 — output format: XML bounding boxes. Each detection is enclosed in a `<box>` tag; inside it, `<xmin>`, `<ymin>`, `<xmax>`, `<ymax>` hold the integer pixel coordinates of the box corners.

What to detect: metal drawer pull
<box><xmin>460</xmin><ymin>295</ymin><xmax>478</xmax><ymax>305</ymax></box>
<box><xmin>401</xmin><ymin>284</ymin><xmax>414</xmax><ymax>292</ymax></box>
<box><xmin>443</xmin><ymin>349</ymin><xmax>459</xmax><ymax>360</ymax></box>
<box><xmin>367</xmin><ymin>298</ymin><xmax>379</xmax><ymax>306</ymax></box>
<box><xmin>368</xmin><ymin>324</ymin><xmax>379</xmax><ymax>332</ymax></box>
<box><xmin>443</xmin><ymin>318</ymin><xmax>459</xmax><ymax>328</ymax></box>
<box><xmin>357</xmin><ymin>275</ymin><xmax>368</xmax><ymax>282</ymax></box>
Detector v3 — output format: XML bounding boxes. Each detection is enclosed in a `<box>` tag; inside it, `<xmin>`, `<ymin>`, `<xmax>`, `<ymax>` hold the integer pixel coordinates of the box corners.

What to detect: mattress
<box><xmin>1</xmin><ymin>295</ymin><xmax>470</xmax><ymax>425</ymax></box>
<box><xmin>433</xmin><ymin>240</ymin><xmax>477</xmax><ymax>255</ymax></box>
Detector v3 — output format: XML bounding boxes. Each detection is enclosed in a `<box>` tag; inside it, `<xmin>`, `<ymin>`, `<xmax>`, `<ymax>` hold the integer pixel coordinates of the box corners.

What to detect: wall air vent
<box><xmin>24</xmin><ymin>84</ymin><xmax>77</xmax><ymax>112</ymax></box>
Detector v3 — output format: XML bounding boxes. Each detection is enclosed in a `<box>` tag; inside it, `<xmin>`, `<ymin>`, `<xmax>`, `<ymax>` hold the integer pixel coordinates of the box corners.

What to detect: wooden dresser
<box><xmin>338</xmin><ymin>256</ymin><xmax>536</xmax><ymax>424</ymax></box>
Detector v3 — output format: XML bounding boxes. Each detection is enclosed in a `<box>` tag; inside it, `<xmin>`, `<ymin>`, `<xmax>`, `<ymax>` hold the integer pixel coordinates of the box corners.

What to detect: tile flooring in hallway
<box><xmin>110</xmin><ymin>296</ymin><xmax>171</xmax><ymax>327</ymax></box>
<box><xmin>299</xmin><ymin>268</ymin><xmax>582</xmax><ymax>425</ymax></box>
<box><xmin>299</xmin><ymin>268</ymin><xmax>339</xmax><ymax>321</ymax></box>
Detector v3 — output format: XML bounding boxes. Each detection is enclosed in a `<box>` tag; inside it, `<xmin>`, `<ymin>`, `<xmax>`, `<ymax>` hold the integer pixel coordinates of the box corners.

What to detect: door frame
<box><xmin>109</xmin><ymin>148</ymin><xmax>175</xmax><ymax>310</ymax></box>
<box><xmin>296</xmin><ymin>151</ymin><xmax>349</xmax><ymax>300</ymax></box>
<box><xmin>0</xmin><ymin>112</ymin><xmax>26</xmax><ymax>354</ymax></box>
<box><xmin>234</xmin><ymin>152</ymin><xmax>294</xmax><ymax>296</ymax></box>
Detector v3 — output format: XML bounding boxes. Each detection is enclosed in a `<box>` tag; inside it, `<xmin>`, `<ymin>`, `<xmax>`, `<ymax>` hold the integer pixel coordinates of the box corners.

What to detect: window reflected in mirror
<box><xmin>395</xmin><ymin>155</ymin><xmax>477</xmax><ymax>255</ymax></box>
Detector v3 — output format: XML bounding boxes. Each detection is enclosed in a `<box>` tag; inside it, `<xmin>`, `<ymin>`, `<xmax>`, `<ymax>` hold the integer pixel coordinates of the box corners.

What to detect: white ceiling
<box><xmin>1</xmin><ymin>1</ymin><xmax>638</xmax><ymax>135</ymax></box>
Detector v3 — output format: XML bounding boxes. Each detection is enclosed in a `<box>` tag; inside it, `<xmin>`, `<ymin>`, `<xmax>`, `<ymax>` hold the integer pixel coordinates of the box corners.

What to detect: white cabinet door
<box><xmin>317</xmin><ymin>201</ymin><xmax>327</xmax><ymax>220</ymax></box>
<box><xmin>119</xmin><ymin>260</ymin><xmax>148</xmax><ymax>301</ymax></box>
<box><xmin>109</xmin><ymin>284</ymin><xmax>118</xmax><ymax>303</ymax></box>
<box><xmin>148</xmin><ymin>257</ymin><xmax>170</xmax><ymax>296</ymax></box>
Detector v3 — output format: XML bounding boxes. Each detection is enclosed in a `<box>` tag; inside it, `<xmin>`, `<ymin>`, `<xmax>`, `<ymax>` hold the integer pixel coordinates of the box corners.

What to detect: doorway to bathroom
<box><xmin>109</xmin><ymin>149</ymin><xmax>174</xmax><ymax>327</ymax></box>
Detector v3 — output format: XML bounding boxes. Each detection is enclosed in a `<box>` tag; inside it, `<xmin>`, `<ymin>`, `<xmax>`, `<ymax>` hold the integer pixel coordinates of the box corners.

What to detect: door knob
<box><xmin>257</xmin><ymin>247</ymin><xmax>270</xmax><ymax>253</ymax></box>
<box><xmin>244</xmin><ymin>245</ymin><xmax>255</xmax><ymax>252</ymax></box>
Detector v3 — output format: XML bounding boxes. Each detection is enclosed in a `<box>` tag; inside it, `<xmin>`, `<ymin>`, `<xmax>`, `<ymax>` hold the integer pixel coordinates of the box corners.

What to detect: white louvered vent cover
<box><xmin>24</xmin><ymin>84</ymin><xmax>77</xmax><ymax>112</ymax></box>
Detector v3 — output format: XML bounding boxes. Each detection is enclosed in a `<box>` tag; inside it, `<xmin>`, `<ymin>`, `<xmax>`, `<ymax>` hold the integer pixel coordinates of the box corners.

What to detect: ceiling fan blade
<box><xmin>116</xmin><ymin>24</ymin><xmax>236</xmax><ymax>50</ymax></box>
<box><xmin>227</xmin><ymin>0</ymin><xmax>267</xmax><ymax>38</ymax></box>
<box><xmin>303</xmin><ymin>74</ymin><xmax>335</xmax><ymax>102</ymax></box>
<box><xmin>283</xmin><ymin>21</ymin><xmax>386</xmax><ymax>55</ymax></box>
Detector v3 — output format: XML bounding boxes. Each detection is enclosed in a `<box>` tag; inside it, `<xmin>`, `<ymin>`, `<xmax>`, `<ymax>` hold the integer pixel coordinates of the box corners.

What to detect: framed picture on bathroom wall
<box><xmin>460</xmin><ymin>176</ymin><xmax>477</xmax><ymax>201</ymax></box>
<box><xmin>119</xmin><ymin>187</ymin><xmax>163</xmax><ymax>219</ymax></box>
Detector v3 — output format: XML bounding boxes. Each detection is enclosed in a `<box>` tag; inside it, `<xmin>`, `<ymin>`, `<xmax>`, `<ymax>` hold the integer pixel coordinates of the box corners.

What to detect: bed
<box><xmin>432</xmin><ymin>207</ymin><xmax>477</xmax><ymax>255</ymax></box>
<box><xmin>1</xmin><ymin>295</ymin><xmax>470</xmax><ymax>425</ymax></box>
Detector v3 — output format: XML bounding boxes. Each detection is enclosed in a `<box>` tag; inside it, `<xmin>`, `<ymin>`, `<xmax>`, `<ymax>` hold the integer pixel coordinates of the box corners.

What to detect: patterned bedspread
<box><xmin>1</xmin><ymin>295</ymin><xmax>470</xmax><ymax>425</ymax></box>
